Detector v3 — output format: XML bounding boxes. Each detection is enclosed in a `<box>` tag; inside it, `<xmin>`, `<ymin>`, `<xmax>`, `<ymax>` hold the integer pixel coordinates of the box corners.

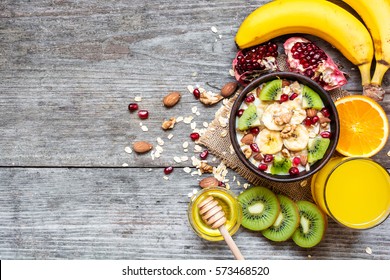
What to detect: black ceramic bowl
<box><xmin>229</xmin><ymin>72</ymin><xmax>340</xmax><ymax>183</ymax></box>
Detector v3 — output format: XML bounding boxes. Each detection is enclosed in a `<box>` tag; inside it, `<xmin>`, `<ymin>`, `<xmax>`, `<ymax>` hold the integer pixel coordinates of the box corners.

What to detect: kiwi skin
<box><xmin>262</xmin><ymin>195</ymin><xmax>300</xmax><ymax>242</ymax></box>
<box><xmin>292</xmin><ymin>201</ymin><xmax>328</xmax><ymax>248</ymax></box>
<box><xmin>238</xmin><ymin>186</ymin><xmax>280</xmax><ymax>231</ymax></box>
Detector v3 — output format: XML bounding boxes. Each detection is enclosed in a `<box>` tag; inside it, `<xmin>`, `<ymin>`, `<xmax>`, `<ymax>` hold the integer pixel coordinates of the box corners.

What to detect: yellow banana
<box><xmin>235</xmin><ymin>0</ymin><xmax>374</xmax><ymax>88</ymax></box>
<box><xmin>342</xmin><ymin>0</ymin><xmax>390</xmax><ymax>101</ymax></box>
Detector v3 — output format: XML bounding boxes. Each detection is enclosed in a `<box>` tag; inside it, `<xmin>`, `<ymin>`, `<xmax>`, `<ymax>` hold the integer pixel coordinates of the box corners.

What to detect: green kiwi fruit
<box><xmin>292</xmin><ymin>201</ymin><xmax>327</xmax><ymax>248</ymax></box>
<box><xmin>237</xmin><ymin>104</ymin><xmax>261</xmax><ymax>131</ymax></box>
<box><xmin>301</xmin><ymin>85</ymin><xmax>324</xmax><ymax>110</ymax></box>
<box><xmin>262</xmin><ymin>195</ymin><xmax>300</xmax><ymax>242</ymax></box>
<box><xmin>238</xmin><ymin>186</ymin><xmax>280</xmax><ymax>231</ymax></box>
<box><xmin>270</xmin><ymin>155</ymin><xmax>292</xmax><ymax>175</ymax></box>
<box><xmin>307</xmin><ymin>137</ymin><xmax>330</xmax><ymax>164</ymax></box>
<box><xmin>259</xmin><ymin>79</ymin><xmax>283</xmax><ymax>101</ymax></box>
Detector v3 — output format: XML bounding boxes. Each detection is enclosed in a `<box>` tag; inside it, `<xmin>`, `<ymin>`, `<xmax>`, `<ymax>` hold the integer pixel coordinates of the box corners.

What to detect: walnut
<box><xmin>274</xmin><ymin>112</ymin><xmax>293</xmax><ymax>126</ymax></box>
<box><xmin>280</xmin><ymin>124</ymin><xmax>297</xmax><ymax>139</ymax></box>
<box><xmin>199</xmin><ymin>162</ymin><xmax>213</xmax><ymax>173</ymax></box>
<box><xmin>243</xmin><ymin>147</ymin><xmax>252</xmax><ymax>159</ymax></box>
<box><xmin>199</xmin><ymin>91</ymin><xmax>223</xmax><ymax>105</ymax></box>
<box><xmin>161</xmin><ymin>117</ymin><xmax>176</xmax><ymax>130</ymax></box>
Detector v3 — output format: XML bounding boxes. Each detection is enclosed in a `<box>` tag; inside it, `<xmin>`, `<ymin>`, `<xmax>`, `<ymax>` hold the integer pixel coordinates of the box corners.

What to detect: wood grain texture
<box><xmin>0</xmin><ymin>0</ymin><xmax>389</xmax><ymax>260</ymax></box>
<box><xmin>0</xmin><ymin>168</ymin><xmax>389</xmax><ymax>260</ymax></box>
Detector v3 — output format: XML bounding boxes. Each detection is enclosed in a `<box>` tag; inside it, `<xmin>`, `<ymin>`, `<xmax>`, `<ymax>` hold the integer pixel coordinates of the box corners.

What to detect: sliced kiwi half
<box><xmin>307</xmin><ymin>137</ymin><xmax>330</xmax><ymax>164</ymax></box>
<box><xmin>292</xmin><ymin>201</ymin><xmax>327</xmax><ymax>248</ymax></box>
<box><xmin>262</xmin><ymin>195</ymin><xmax>300</xmax><ymax>242</ymax></box>
<box><xmin>238</xmin><ymin>186</ymin><xmax>280</xmax><ymax>231</ymax></box>
<box><xmin>259</xmin><ymin>79</ymin><xmax>283</xmax><ymax>101</ymax></box>
<box><xmin>237</xmin><ymin>104</ymin><xmax>261</xmax><ymax>131</ymax></box>
<box><xmin>270</xmin><ymin>155</ymin><xmax>292</xmax><ymax>175</ymax></box>
<box><xmin>302</xmin><ymin>85</ymin><xmax>324</xmax><ymax>110</ymax></box>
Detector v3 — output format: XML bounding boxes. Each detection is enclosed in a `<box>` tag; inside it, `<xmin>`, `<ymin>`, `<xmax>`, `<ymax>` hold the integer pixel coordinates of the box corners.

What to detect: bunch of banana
<box><xmin>235</xmin><ymin>0</ymin><xmax>389</xmax><ymax>101</ymax></box>
<box><xmin>341</xmin><ymin>0</ymin><xmax>390</xmax><ymax>101</ymax></box>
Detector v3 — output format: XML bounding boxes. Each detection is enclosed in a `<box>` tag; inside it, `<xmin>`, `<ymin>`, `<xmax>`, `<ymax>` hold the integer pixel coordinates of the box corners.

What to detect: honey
<box><xmin>188</xmin><ymin>187</ymin><xmax>242</xmax><ymax>241</ymax></box>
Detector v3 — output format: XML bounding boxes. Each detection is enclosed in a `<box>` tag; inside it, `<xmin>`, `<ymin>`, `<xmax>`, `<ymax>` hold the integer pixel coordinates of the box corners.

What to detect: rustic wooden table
<box><xmin>0</xmin><ymin>0</ymin><xmax>389</xmax><ymax>260</ymax></box>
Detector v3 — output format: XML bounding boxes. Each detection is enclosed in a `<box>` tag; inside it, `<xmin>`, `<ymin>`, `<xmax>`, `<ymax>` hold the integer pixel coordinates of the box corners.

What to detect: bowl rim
<box><xmin>229</xmin><ymin>71</ymin><xmax>340</xmax><ymax>183</ymax></box>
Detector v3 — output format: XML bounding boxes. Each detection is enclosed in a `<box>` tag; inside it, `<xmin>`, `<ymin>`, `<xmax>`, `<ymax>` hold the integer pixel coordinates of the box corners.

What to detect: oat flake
<box><xmin>141</xmin><ymin>125</ymin><xmax>148</xmax><ymax>132</ymax></box>
<box><xmin>157</xmin><ymin>137</ymin><xmax>164</xmax><ymax>146</ymax></box>
<box><xmin>180</xmin><ymin>156</ymin><xmax>189</xmax><ymax>162</ymax></box>
<box><xmin>365</xmin><ymin>247</ymin><xmax>372</xmax><ymax>255</ymax></box>
<box><xmin>203</xmin><ymin>122</ymin><xmax>209</xmax><ymax>128</ymax></box>
<box><xmin>387</xmin><ymin>150</ymin><xmax>390</xmax><ymax>157</ymax></box>
<box><xmin>211</xmin><ymin>26</ymin><xmax>218</xmax><ymax>33</ymax></box>
<box><xmin>174</xmin><ymin>156</ymin><xmax>182</xmax><ymax>163</ymax></box>
<box><xmin>134</xmin><ymin>96</ymin><xmax>142</xmax><ymax>102</ymax></box>
<box><xmin>183</xmin><ymin>167</ymin><xmax>192</xmax><ymax>173</ymax></box>
<box><xmin>122</xmin><ymin>163</ymin><xmax>129</xmax><ymax>167</ymax></box>
<box><xmin>191</xmin><ymin>106</ymin><xmax>198</xmax><ymax>114</ymax></box>
<box><xmin>183</xmin><ymin>116</ymin><xmax>194</xmax><ymax>124</ymax></box>
<box><xmin>194</xmin><ymin>145</ymin><xmax>202</xmax><ymax>152</ymax></box>
<box><xmin>182</xmin><ymin>141</ymin><xmax>189</xmax><ymax>149</ymax></box>
<box><xmin>167</xmin><ymin>133</ymin><xmax>174</xmax><ymax>140</ymax></box>
<box><xmin>191</xmin><ymin>122</ymin><xmax>197</xmax><ymax>130</ymax></box>
<box><xmin>176</xmin><ymin>116</ymin><xmax>184</xmax><ymax>123</ymax></box>
<box><xmin>124</xmin><ymin>147</ymin><xmax>132</xmax><ymax>154</ymax></box>
<box><xmin>163</xmin><ymin>176</ymin><xmax>169</xmax><ymax>180</ymax></box>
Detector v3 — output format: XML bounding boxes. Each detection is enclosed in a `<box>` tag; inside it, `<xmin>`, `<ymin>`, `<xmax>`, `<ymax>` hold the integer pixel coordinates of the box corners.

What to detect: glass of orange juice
<box><xmin>312</xmin><ymin>157</ymin><xmax>390</xmax><ymax>229</ymax></box>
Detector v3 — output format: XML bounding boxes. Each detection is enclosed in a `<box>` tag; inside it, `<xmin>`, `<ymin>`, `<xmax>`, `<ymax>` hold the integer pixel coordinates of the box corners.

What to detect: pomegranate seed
<box><xmin>258</xmin><ymin>164</ymin><xmax>268</xmax><ymax>171</ymax></box>
<box><xmin>304</xmin><ymin>117</ymin><xmax>312</xmax><ymax>126</ymax></box>
<box><xmin>293</xmin><ymin>157</ymin><xmax>301</xmax><ymax>166</ymax></box>
<box><xmin>193</xmin><ymin>88</ymin><xmax>201</xmax><ymax>99</ymax></box>
<box><xmin>250</xmin><ymin>127</ymin><xmax>260</xmax><ymax>135</ymax></box>
<box><xmin>289</xmin><ymin>93</ymin><xmax>298</xmax><ymax>100</ymax></box>
<box><xmin>164</xmin><ymin>166</ymin><xmax>174</xmax><ymax>175</ymax></box>
<box><xmin>321</xmin><ymin>107</ymin><xmax>331</xmax><ymax>118</ymax></box>
<box><xmin>138</xmin><ymin>109</ymin><xmax>149</xmax><ymax>119</ymax></box>
<box><xmin>245</xmin><ymin>94</ymin><xmax>255</xmax><ymax>103</ymax></box>
<box><xmin>128</xmin><ymin>103</ymin><xmax>138</xmax><ymax>112</ymax></box>
<box><xmin>320</xmin><ymin>131</ymin><xmax>331</xmax><ymax>138</ymax></box>
<box><xmin>190</xmin><ymin>132</ymin><xmax>200</xmax><ymax>141</ymax></box>
<box><xmin>312</xmin><ymin>116</ymin><xmax>319</xmax><ymax>124</ymax></box>
<box><xmin>237</xmin><ymin>109</ymin><xmax>245</xmax><ymax>117</ymax></box>
<box><xmin>199</xmin><ymin>150</ymin><xmax>209</xmax><ymax>160</ymax></box>
<box><xmin>280</xmin><ymin>94</ymin><xmax>289</xmax><ymax>103</ymax></box>
<box><xmin>250</xmin><ymin>143</ymin><xmax>259</xmax><ymax>153</ymax></box>
<box><xmin>263</xmin><ymin>154</ymin><xmax>274</xmax><ymax>163</ymax></box>
<box><xmin>289</xmin><ymin>167</ymin><xmax>300</xmax><ymax>176</ymax></box>
<box><xmin>218</xmin><ymin>181</ymin><xmax>226</xmax><ymax>187</ymax></box>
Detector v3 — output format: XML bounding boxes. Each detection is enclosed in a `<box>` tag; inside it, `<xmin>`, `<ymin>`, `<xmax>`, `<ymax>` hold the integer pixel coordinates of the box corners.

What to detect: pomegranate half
<box><xmin>284</xmin><ymin>37</ymin><xmax>347</xmax><ymax>91</ymax></box>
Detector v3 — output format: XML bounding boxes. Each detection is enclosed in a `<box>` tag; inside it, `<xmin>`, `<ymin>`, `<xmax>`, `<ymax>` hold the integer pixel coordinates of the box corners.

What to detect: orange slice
<box><xmin>335</xmin><ymin>95</ymin><xmax>389</xmax><ymax>157</ymax></box>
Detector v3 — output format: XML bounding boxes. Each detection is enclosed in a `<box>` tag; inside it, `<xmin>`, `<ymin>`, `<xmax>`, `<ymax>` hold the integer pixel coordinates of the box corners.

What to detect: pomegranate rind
<box><xmin>284</xmin><ymin>37</ymin><xmax>347</xmax><ymax>91</ymax></box>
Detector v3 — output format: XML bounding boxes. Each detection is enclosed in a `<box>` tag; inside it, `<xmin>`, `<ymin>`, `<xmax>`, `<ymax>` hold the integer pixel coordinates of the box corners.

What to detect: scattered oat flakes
<box><xmin>229</xmin><ymin>144</ymin><xmax>235</xmax><ymax>154</ymax></box>
<box><xmin>180</xmin><ymin>156</ymin><xmax>189</xmax><ymax>162</ymax></box>
<box><xmin>154</xmin><ymin>151</ymin><xmax>161</xmax><ymax>158</ymax></box>
<box><xmin>221</xmin><ymin>129</ymin><xmax>228</xmax><ymax>137</ymax></box>
<box><xmin>182</xmin><ymin>141</ymin><xmax>189</xmax><ymax>149</ymax></box>
<box><xmin>163</xmin><ymin>176</ymin><xmax>169</xmax><ymax>180</ymax></box>
<box><xmin>218</xmin><ymin>116</ymin><xmax>228</xmax><ymax>127</ymax></box>
<box><xmin>167</xmin><ymin>133</ymin><xmax>174</xmax><ymax>140</ymax></box>
<box><xmin>191</xmin><ymin>122</ymin><xmax>197</xmax><ymax>130</ymax></box>
<box><xmin>141</xmin><ymin>125</ymin><xmax>148</xmax><ymax>132</ymax></box>
<box><xmin>174</xmin><ymin>156</ymin><xmax>182</xmax><ymax>163</ymax></box>
<box><xmin>218</xmin><ymin>34</ymin><xmax>222</xmax><ymax>39</ymax></box>
<box><xmin>243</xmin><ymin>183</ymin><xmax>250</xmax><ymax>189</ymax></box>
<box><xmin>233</xmin><ymin>176</ymin><xmax>236</xmax><ymax>182</ymax></box>
<box><xmin>183</xmin><ymin>116</ymin><xmax>194</xmax><ymax>124</ymax></box>
<box><xmin>196</xmin><ymin>111</ymin><xmax>200</xmax><ymax>116</ymax></box>
<box><xmin>213</xmin><ymin>161</ymin><xmax>228</xmax><ymax>182</ymax></box>
<box><xmin>187</xmin><ymin>85</ymin><xmax>194</xmax><ymax>93</ymax></box>
<box><xmin>300</xmin><ymin>180</ymin><xmax>308</xmax><ymax>187</ymax></box>
<box><xmin>191</xmin><ymin>106</ymin><xmax>198</xmax><ymax>114</ymax></box>
<box><xmin>365</xmin><ymin>247</ymin><xmax>372</xmax><ymax>255</ymax></box>
<box><xmin>212</xmin><ymin>157</ymin><xmax>217</xmax><ymax>162</ymax></box>
<box><xmin>194</xmin><ymin>145</ymin><xmax>203</xmax><ymax>152</ymax></box>
<box><xmin>176</xmin><ymin>116</ymin><xmax>184</xmax><ymax>123</ymax></box>
<box><xmin>308</xmin><ymin>255</ymin><xmax>312</xmax><ymax>259</ymax></box>
<box><xmin>122</xmin><ymin>163</ymin><xmax>129</xmax><ymax>167</ymax></box>
<box><xmin>191</xmin><ymin>171</ymin><xmax>199</xmax><ymax>176</ymax></box>
<box><xmin>156</xmin><ymin>146</ymin><xmax>163</xmax><ymax>153</ymax></box>
<box><xmin>134</xmin><ymin>96</ymin><xmax>142</xmax><ymax>102</ymax></box>
<box><xmin>157</xmin><ymin>137</ymin><xmax>164</xmax><ymax>146</ymax></box>
<box><xmin>151</xmin><ymin>151</ymin><xmax>155</xmax><ymax>160</ymax></box>
<box><xmin>184</xmin><ymin>149</ymin><xmax>188</xmax><ymax>153</ymax></box>
<box><xmin>183</xmin><ymin>167</ymin><xmax>192</xmax><ymax>173</ymax></box>
<box><xmin>229</xmin><ymin>69</ymin><xmax>235</xmax><ymax>77</ymax></box>
<box><xmin>192</xmin><ymin>72</ymin><xmax>198</xmax><ymax>77</ymax></box>
<box><xmin>203</xmin><ymin>122</ymin><xmax>209</xmax><ymax>128</ymax></box>
<box><xmin>192</xmin><ymin>189</ymin><xmax>198</xmax><ymax>194</ymax></box>
<box><xmin>387</xmin><ymin>150</ymin><xmax>390</xmax><ymax>157</ymax></box>
<box><xmin>237</xmin><ymin>180</ymin><xmax>241</xmax><ymax>186</ymax></box>
<box><xmin>124</xmin><ymin>147</ymin><xmax>132</xmax><ymax>154</ymax></box>
<box><xmin>225</xmin><ymin>183</ymin><xmax>231</xmax><ymax>190</ymax></box>
<box><xmin>139</xmin><ymin>122</ymin><xmax>143</xmax><ymax>127</ymax></box>
<box><xmin>211</xmin><ymin>26</ymin><xmax>218</xmax><ymax>33</ymax></box>
<box><xmin>188</xmin><ymin>192</ymin><xmax>194</xmax><ymax>198</ymax></box>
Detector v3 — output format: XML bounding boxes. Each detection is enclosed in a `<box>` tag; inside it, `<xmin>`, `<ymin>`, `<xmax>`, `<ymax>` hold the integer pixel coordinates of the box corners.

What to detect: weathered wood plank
<box><xmin>0</xmin><ymin>168</ymin><xmax>389</xmax><ymax>259</ymax></box>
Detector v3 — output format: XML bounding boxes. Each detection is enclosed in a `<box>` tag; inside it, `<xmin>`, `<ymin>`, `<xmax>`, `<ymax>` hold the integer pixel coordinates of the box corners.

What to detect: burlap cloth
<box><xmin>199</xmin><ymin>55</ymin><xmax>351</xmax><ymax>201</ymax></box>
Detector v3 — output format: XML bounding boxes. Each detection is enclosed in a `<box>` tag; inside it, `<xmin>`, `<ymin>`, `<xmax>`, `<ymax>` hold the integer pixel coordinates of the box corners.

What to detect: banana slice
<box><xmin>307</xmin><ymin>123</ymin><xmax>320</xmax><ymax>138</ymax></box>
<box><xmin>262</xmin><ymin>103</ymin><xmax>290</xmax><ymax>131</ymax></box>
<box><xmin>281</xmin><ymin>100</ymin><xmax>307</xmax><ymax>125</ymax></box>
<box><xmin>282</xmin><ymin>124</ymin><xmax>310</xmax><ymax>152</ymax></box>
<box><xmin>256</xmin><ymin>128</ymin><xmax>283</xmax><ymax>154</ymax></box>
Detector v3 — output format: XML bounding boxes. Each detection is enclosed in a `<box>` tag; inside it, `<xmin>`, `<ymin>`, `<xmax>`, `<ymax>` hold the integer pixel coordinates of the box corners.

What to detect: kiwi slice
<box><xmin>237</xmin><ymin>104</ymin><xmax>261</xmax><ymax>131</ymax></box>
<box><xmin>270</xmin><ymin>155</ymin><xmax>292</xmax><ymax>175</ymax></box>
<box><xmin>292</xmin><ymin>201</ymin><xmax>327</xmax><ymax>248</ymax></box>
<box><xmin>307</xmin><ymin>137</ymin><xmax>330</xmax><ymax>164</ymax></box>
<box><xmin>302</xmin><ymin>85</ymin><xmax>324</xmax><ymax>110</ymax></box>
<box><xmin>262</xmin><ymin>195</ymin><xmax>300</xmax><ymax>242</ymax></box>
<box><xmin>238</xmin><ymin>186</ymin><xmax>280</xmax><ymax>231</ymax></box>
<box><xmin>259</xmin><ymin>80</ymin><xmax>283</xmax><ymax>101</ymax></box>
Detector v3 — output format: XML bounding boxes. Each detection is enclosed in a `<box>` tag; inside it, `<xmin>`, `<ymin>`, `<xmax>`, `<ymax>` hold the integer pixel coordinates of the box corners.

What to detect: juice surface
<box><xmin>325</xmin><ymin>159</ymin><xmax>390</xmax><ymax>229</ymax></box>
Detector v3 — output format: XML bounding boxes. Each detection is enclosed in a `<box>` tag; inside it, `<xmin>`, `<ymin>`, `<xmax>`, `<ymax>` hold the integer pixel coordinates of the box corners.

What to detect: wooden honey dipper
<box><xmin>198</xmin><ymin>195</ymin><xmax>245</xmax><ymax>260</ymax></box>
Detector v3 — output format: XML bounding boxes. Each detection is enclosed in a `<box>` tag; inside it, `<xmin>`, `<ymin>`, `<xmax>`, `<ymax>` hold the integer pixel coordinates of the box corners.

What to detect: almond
<box><xmin>240</xmin><ymin>133</ymin><xmax>254</xmax><ymax>145</ymax></box>
<box><xmin>300</xmin><ymin>154</ymin><xmax>308</xmax><ymax>166</ymax></box>
<box><xmin>163</xmin><ymin>91</ymin><xmax>181</xmax><ymax>107</ymax></box>
<box><xmin>306</xmin><ymin>108</ymin><xmax>318</xmax><ymax>118</ymax></box>
<box><xmin>220</xmin><ymin>82</ymin><xmax>238</xmax><ymax>98</ymax></box>
<box><xmin>199</xmin><ymin>177</ymin><xmax>219</xmax><ymax>189</ymax></box>
<box><xmin>133</xmin><ymin>141</ymin><xmax>153</xmax><ymax>154</ymax></box>
<box><xmin>253</xmin><ymin>153</ymin><xmax>264</xmax><ymax>161</ymax></box>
